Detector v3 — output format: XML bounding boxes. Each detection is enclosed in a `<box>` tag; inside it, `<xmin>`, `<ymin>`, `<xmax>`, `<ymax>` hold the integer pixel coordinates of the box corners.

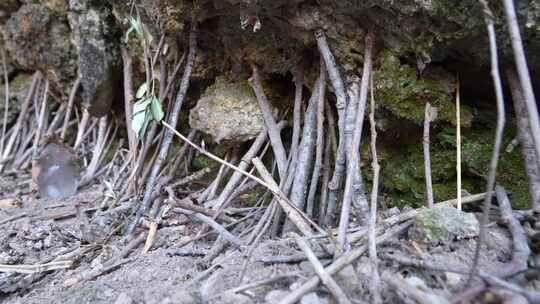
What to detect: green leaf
<box><xmin>133</xmin><ymin>97</ymin><xmax>151</xmax><ymax>114</ymax></box>
<box><xmin>139</xmin><ymin>110</ymin><xmax>153</xmax><ymax>139</ymax></box>
<box><xmin>136</xmin><ymin>82</ymin><xmax>148</xmax><ymax>99</ymax></box>
<box><xmin>151</xmin><ymin>97</ymin><xmax>165</xmax><ymax>122</ymax></box>
<box><xmin>131</xmin><ymin>110</ymin><xmax>147</xmax><ymax>138</ymax></box>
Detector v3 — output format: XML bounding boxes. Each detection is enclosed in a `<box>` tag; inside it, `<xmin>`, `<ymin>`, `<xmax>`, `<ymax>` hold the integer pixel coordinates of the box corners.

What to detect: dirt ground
<box><xmin>0</xmin><ymin>174</ymin><xmax>537</xmax><ymax>304</ymax></box>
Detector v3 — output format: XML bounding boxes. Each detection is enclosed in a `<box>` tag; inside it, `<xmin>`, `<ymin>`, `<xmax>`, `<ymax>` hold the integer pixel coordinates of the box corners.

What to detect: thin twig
<box><xmin>121</xmin><ymin>46</ymin><xmax>137</xmax><ymax>158</ymax></box>
<box><xmin>292</xmin><ymin>233</ymin><xmax>352</xmax><ymax>304</ymax></box>
<box><xmin>249</xmin><ymin>65</ymin><xmax>288</xmax><ymax>178</ymax></box>
<box><xmin>0</xmin><ymin>261</ymin><xmax>73</xmax><ymax>274</ymax></box>
<box><xmin>456</xmin><ymin>77</ymin><xmax>462</xmax><ymax>210</ymax></box>
<box><xmin>307</xmin><ymin>59</ymin><xmax>327</xmax><ymax>218</ymax></box>
<box><xmin>0</xmin><ymin>71</ymin><xmax>41</xmax><ymax>172</ymax></box>
<box><xmin>506</xmin><ymin>67</ymin><xmax>540</xmax><ymax>214</ymax></box>
<box><xmin>368</xmin><ymin>67</ymin><xmax>381</xmax><ymax>304</ymax></box>
<box><xmin>60</xmin><ymin>77</ymin><xmax>81</xmax><ymax>141</ymax></box>
<box><xmin>469</xmin><ymin>0</ymin><xmax>506</xmax><ymax>284</ymax></box>
<box><xmin>278</xmin><ymin>220</ymin><xmax>413</xmax><ymax>304</ymax></box>
<box><xmin>316</xmin><ymin>31</ymin><xmax>348</xmax><ymax>228</ymax></box>
<box><xmin>502</xmin><ymin>0</ymin><xmax>540</xmax><ymax>163</ymax></box>
<box><xmin>1</xmin><ymin>48</ymin><xmax>10</xmax><ymax>153</ymax></box>
<box><xmin>286</xmin><ymin>66</ymin><xmax>324</xmax><ymax>230</ymax></box>
<box><xmin>423</xmin><ymin>102</ymin><xmax>436</xmax><ymax>208</ymax></box>
<box><xmin>337</xmin><ymin>31</ymin><xmax>373</xmax><ymax>252</ymax></box>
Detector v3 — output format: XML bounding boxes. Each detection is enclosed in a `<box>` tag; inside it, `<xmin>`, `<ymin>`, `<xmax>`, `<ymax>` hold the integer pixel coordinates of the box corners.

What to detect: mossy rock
<box><xmin>374</xmin><ymin>52</ymin><xmax>472</xmax><ymax>126</ymax></box>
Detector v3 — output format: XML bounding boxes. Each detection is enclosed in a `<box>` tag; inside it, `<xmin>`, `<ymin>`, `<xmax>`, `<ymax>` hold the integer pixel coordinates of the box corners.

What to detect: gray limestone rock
<box><xmin>4</xmin><ymin>4</ymin><xmax>76</xmax><ymax>84</ymax></box>
<box><xmin>408</xmin><ymin>205</ymin><xmax>479</xmax><ymax>244</ymax></box>
<box><xmin>190</xmin><ymin>78</ymin><xmax>264</xmax><ymax>143</ymax></box>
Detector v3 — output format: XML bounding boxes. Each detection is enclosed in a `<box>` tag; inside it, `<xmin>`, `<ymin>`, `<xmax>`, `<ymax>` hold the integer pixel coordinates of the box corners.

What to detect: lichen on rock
<box><xmin>408</xmin><ymin>204</ymin><xmax>479</xmax><ymax>244</ymax></box>
<box><xmin>189</xmin><ymin>77</ymin><xmax>264</xmax><ymax>143</ymax></box>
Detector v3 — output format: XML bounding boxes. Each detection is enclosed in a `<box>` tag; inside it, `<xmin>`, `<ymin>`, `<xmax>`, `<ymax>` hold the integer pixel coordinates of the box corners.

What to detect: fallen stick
<box><xmin>63</xmin><ymin>233</ymin><xmax>145</xmax><ymax>287</ymax></box>
<box><xmin>292</xmin><ymin>233</ymin><xmax>352</xmax><ymax>304</ymax></box>
<box><xmin>381</xmin><ymin>271</ymin><xmax>449</xmax><ymax>304</ymax></box>
<box><xmin>253</xmin><ymin>158</ymin><xmax>315</xmax><ymax>236</ymax></box>
<box><xmin>278</xmin><ymin>220</ymin><xmax>413</xmax><ymax>304</ymax></box>
<box><xmin>0</xmin><ymin>197</ymin><xmax>21</xmax><ymax>209</ymax></box>
<box><xmin>452</xmin><ymin>186</ymin><xmax>531</xmax><ymax>303</ymax></box>
<box><xmin>166</xmin><ymin>187</ymin><xmax>235</xmax><ymax>223</ymax></box>
<box><xmin>249</xmin><ymin>65</ymin><xmax>288</xmax><ymax>178</ymax></box>
<box><xmin>469</xmin><ymin>0</ymin><xmax>507</xmax><ymax>283</ymax></box>
<box><xmin>258</xmin><ymin>252</ymin><xmax>333</xmax><ymax>265</ymax></box>
<box><xmin>161</xmin><ymin>121</ymin><xmax>321</xmax><ymax>235</ymax></box>
<box><xmin>60</xmin><ymin>77</ymin><xmax>81</xmax><ymax>141</ymax></box>
<box><xmin>0</xmin><ymin>261</ymin><xmax>72</xmax><ymax>274</ymax></box>
<box><xmin>176</xmin><ymin>207</ymin><xmax>243</xmax><ymax>247</ymax></box>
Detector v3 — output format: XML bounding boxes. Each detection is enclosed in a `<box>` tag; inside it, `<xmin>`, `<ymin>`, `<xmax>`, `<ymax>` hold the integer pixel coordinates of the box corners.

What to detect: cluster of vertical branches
<box><xmin>1</xmin><ymin>1</ymin><xmax>539</xmax><ymax>302</ymax></box>
<box><xmin>0</xmin><ymin>65</ymin><xmax>120</xmax><ymax>187</ymax></box>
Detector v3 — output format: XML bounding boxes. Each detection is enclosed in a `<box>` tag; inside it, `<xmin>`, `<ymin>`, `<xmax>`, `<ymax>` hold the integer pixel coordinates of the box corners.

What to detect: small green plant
<box><xmin>124</xmin><ymin>16</ymin><xmax>165</xmax><ymax>140</ymax></box>
<box><xmin>132</xmin><ymin>83</ymin><xmax>164</xmax><ymax>139</ymax></box>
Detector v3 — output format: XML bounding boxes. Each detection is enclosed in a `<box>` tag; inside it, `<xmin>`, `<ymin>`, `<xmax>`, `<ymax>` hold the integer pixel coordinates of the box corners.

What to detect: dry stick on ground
<box><xmin>306</xmin><ymin>61</ymin><xmax>327</xmax><ymax>218</ymax></box>
<box><xmin>319</xmin><ymin>129</ymin><xmax>333</xmax><ymax>224</ymax></box>
<box><xmin>323</xmin><ymin>101</ymin><xmax>339</xmax><ymax>225</ymax></box>
<box><xmin>176</xmin><ymin>206</ymin><xmax>243</xmax><ymax>248</ymax></box>
<box><xmin>423</xmin><ymin>102</ymin><xmax>437</xmax><ymax>208</ymax></box>
<box><xmin>253</xmin><ymin>158</ymin><xmax>316</xmax><ymax>236</ymax></box>
<box><xmin>31</xmin><ymin>79</ymin><xmax>49</xmax><ymax>164</ymax></box>
<box><xmin>453</xmin><ymin>186</ymin><xmax>531</xmax><ymax>303</ymax></box>
<box><xmin>46</xmin><ymin>103</ymin><xmax>66</xmax><ymax>136</ymax></box>
<box><xmin>63</xmin><ymin>233</ymin><xmax>146</xmax><ymax>287</ymax></box>
<box><xmin>469</xmin><ymin>0</ymin><xmax>506</xmax><ymax>284</ymax></box>
<box><xmin>1</xmin><ymin>49</ymin><xmax>9</xmax><ymax>153</ymax></box>
<box><xmin>386</xmin><ymin>252</ymin><xmax>540</xmax><ymax>304</ymax></box>
<box><xmin>337</xmin><ymin>31</ymin><xmax>374</xmax><ymax>252</ymax></box>
<box><xmin>160</xmin><ymin>120</ymin><xmax>322</xmax><ymax>235</ymax></box>
<box><xmin>249</xmin><ymin>65</ymin><xmax>288</xmax><ymax>179</ymax></box>
<box><xmin>292</xmin><ymin>233</ymin><xmax>353</xmax><ymax>304</ymax></box>
<box><xmin>0</xmin><ymin>261</ymin><xmax>73</xmax><ymax>274</ymax></box>
<box><xmin>507</xmin><ymin>68</ymin><xmax>540</xmax><ymax>214</ymax></box>
<box><xmin>166</xmin><ymin>187</ymin><xmax>235</xmax><ymax>223</ymax></box>
<box><xmin>60</xmin><ymin>77</ymin><xmax>81</xmax><ymax>141</ymax></box>
<box><xmin>345</xmin><ymin>77</ymin><xmax>369</xmax><ymax>216</ymax></box>
<box><xmin>285</xmin><ymin>64</ymin><xmax>324</xmax><ymax>231</ymax></box>
<box><xmin>316</xmin><ymin>31</ymin><xmax>349</xmax><ymax>227</ymax></box>
<box><xmin>381</xmin><ymin>271</ymin><xmax>449</xmax><ymax>304</ymax></box>
<box><xmin>81</xmin><ymin>115</ymin><xmax>109</xmax><ymax>184</ymax></box>
<box><xmin>456</xmin><ymin>78</ymin><xmax>462</xmax><ymax>210</ymax></box>
<box><xmin>271</xmin><ymin>76</ymin><xmax>304</xmax><ymax>236</ymax></box>
<box><xmin>0</xmin><ymin>71</ymin><xmax>41</xmax><ymax>172</ymax></box>
<box><xmin>73</xmin><ymin>108</ymin><xmax>90</xmax><ymax>150</ymax></box>
<box><xmin>502</xmin><ymin>0</ymin><xmax>540</xmax><ymax>163</ymax></box>
<box><xmin>368</xmin><ymin>69</ymin><xmax>382</xmax><ymax>304</ymax></box>
<box><xmin>126</xmin><ymin>23</ymin><xmax>198</xmax><ymax>235</ymax></box>
<box><xmin>278</xmin><ymin>220</ymin><xmax>413</xmax><ymax>304</ymax></box>
<box><xmin>121</xmin><ymin>46</ymin><xmax>137</xmax><ymax>158</ymax></box>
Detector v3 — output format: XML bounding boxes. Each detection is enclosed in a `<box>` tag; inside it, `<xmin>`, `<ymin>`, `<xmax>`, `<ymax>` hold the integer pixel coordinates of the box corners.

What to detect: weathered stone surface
<box><xmin>4</xmin><ymin>4</ymin><xmax>76</xmax><ymax>85</ymax></box>
<box><xmin>189</xmin><ymin>78</ymin><xmax>264</xmax><ymax>143</ymax></box>
<box><xmin>68</xmin><ymin>0</ymin><xmax>120</xmax><ymax>117</ymax></box>
<box><xmin>408</xmin><ymin>205</ymin><xmax>479</xmax><ymax>244</ymax></box>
